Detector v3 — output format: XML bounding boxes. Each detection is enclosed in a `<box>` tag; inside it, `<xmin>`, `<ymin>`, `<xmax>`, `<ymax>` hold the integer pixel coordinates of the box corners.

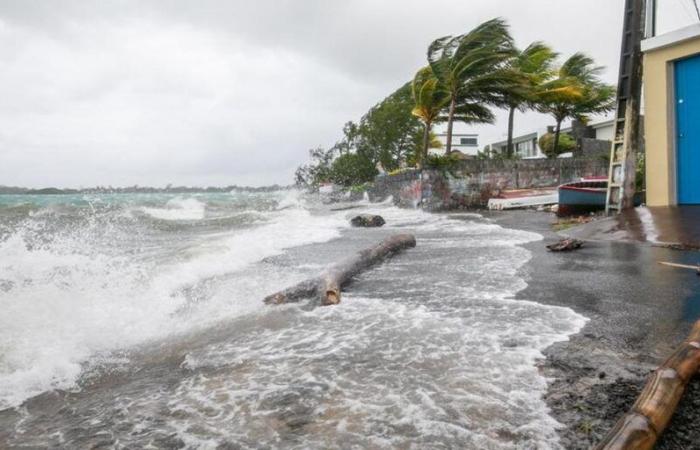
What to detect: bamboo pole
<box><xmin>595</xmin><ymin>320</ymin><xmax>700</xmax><ymax>450</ymax></box>
<box><xmin>264</xmin><ymin>234</ymin><xmax>416</xmax><ymax>307</ymax></box>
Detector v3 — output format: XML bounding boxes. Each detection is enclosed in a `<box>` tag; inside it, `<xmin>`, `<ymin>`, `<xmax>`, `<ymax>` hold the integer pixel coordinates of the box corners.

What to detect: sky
<box><xmin>0</xmin><ymin>0</ymin><xmax>696</xmax><ymax>188</ymax></box>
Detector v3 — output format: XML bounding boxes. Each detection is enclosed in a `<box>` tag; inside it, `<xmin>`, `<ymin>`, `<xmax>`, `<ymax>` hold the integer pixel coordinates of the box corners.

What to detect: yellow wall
<box><xmin>644</xmin><ymin>37</ymin><xmax>700</xmax><ymax>206</ymax></box>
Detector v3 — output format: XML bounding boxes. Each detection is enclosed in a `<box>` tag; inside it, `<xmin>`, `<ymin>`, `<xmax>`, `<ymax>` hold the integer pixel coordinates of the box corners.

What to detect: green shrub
<box><xmin>538</xmin><ymin>132</ymin><xmax>576</xmax><ymax>158</ymax></box>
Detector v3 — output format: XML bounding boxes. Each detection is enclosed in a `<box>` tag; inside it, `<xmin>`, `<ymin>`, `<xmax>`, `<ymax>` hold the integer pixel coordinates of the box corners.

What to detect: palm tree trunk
<box><xmin>507</xmin><ymin>106</ymin><xmax>516</xmax><ymax>158</ymax></box>
<box><xmin>553</xmin><ymin>119</ymin><xmax>562</xmax><ymax>157</ymax></box>
<box><xmin>420</xmin><ymin>122</ymin><xmax>431</xmax><ymax>169</ymax></box>
<box><xmin>445</xmin><ymin>97</ymin><xmax>456</xmax><ymax>154</ymax></box>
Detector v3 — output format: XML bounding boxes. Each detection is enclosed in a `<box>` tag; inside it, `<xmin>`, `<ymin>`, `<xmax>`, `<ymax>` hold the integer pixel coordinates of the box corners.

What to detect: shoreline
<box><xmin>483</xmin><ymin>209</ymin><xmax>700</xmax><ymax>449</ymax></box>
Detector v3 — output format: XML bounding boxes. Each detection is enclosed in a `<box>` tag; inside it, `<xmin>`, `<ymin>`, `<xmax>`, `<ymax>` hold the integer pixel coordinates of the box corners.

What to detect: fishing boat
<box><xmin>557</xmin><ymin>177</ymin><xmax>608</xmax><ymax>217</ymax></box>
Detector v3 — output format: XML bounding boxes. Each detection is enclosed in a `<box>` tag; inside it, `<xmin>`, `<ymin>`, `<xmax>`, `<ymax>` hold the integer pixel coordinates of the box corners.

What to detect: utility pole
<box><xmin>605</xmin><ymin>0</ymin><xmax>647</xmax><ymax>214</ymax></box>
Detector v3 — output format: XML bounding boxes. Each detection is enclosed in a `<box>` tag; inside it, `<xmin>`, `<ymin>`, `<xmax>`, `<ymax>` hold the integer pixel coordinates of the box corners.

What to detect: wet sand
<box><xmin>486</xmin><ymin>210</ymin><xmax>700</xmax><ymax>449</ymax></box>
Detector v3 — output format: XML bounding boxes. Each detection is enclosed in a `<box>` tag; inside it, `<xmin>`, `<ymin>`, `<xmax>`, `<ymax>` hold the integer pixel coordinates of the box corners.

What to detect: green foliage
<box><xmin>502</xmin><ymin>41</ymin><xmax>559</xmax><ymax>156</ymax></box>
<box><xmin>538</xmin><ymin>132</ymin><xmax>576</xmax><ymax>158</ymax></box>
<box><xmin>329</xmin><ymin>153</ymin><xmax>377</xmax><ymax>187</ymax></box>
<box><xmin>349</xmin><ymin>182</ymin><xmax>372</xmax><ymax>194</ymax></box>
<box><xmin>411</xmin><ymin>66</ymin><xmax>451</xmax><ymax>167</ymax></box>
<box><xmin>535</xmin><ymin>53</ymin><xmax>616</xmax><ymax>154</ymax></box>
<box><xmin>426</xmin><ymin>18</ymin><xmax>516</xmax><ymax>153</ymax></box>
<box><xmin>294</xmin><ymin>146</ymin><xmax>336</xmax><ymax>188</ymax></box>
<box><xmin>356</xmin><ymin>83</ymin><xmax>424</xmax><ymax>171</ymax></box>
<box><xmin>422</xmin><ymin>153</ymin><xmax>466</xmax><ymax>178</ymax></box>
<box><xmin>295</xmin><ymin>83</ymin><xmax>422</xmax><ymax>189</ymax></box>
<box><xmin>476</xmin><ymin>147</ymin><xmax>521</xmax><ymax>161</ymax></box>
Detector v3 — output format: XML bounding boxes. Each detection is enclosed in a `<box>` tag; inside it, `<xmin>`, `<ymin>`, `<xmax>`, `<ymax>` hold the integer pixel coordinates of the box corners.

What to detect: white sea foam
<box><xmin>142</xmin><ymin>197</ymin><xmax>207</xmax><ymax>221</ymax></box>
<box><xmin>0</xmin><ymin>193</ymin><xmax>346</xmax><ymax>409</ymax></box>
<box><xmin>0</xmin><ymin>194</ymin><xmax>588</xmax><ymax>450</ymax></box>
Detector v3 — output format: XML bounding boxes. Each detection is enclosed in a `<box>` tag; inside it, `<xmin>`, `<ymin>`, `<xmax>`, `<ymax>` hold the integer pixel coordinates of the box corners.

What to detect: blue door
<box><xmin>676</xmin><ymin>54</ymin><xmax>700</xmax><ymax>204</ymax></box>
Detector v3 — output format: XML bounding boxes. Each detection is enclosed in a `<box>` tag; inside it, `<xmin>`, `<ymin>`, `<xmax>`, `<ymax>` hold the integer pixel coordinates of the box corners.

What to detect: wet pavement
<box><xmin>562</xmin><ymin>205</ymin><xmax>700</xmax><ymax>250</ymax></box>
<box><xmin>486</xmin><ymin>210</ymin><xmax>700</xmax><ymax>449</ymax></box>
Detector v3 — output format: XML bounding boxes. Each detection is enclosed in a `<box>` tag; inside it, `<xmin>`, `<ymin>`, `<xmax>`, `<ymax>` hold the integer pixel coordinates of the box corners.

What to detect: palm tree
<box><xmin>536</xmin><ymin>53</ymin><xmax>616</xmax><ymax>156</ymax></box>
<box><xmin>503</xmin><ymin>42</ymin><xmax>558</xmax><ymax>157</ymax></box>
<box><xmin>427</xmin><ymin>18</ymin><xmax>516</xmax><ymax>154</ymax></box>
<box><xmin>411</xmin><ymin>66</ymin><xmax>450</xmax><ymax>168</ymax></box>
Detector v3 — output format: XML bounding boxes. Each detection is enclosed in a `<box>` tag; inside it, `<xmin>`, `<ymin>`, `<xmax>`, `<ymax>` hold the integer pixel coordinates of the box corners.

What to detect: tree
<box><xmin>538</xmin><ymin>132</ymin><xmax>576</xmax><ymax>158</ymax></box>
<box><xmin>427</xmin><ymin>18</ymin><xmax>517</xmax><ymax>154</ymax></box>
<box><xmin>329</xmin><ymin>153</ymin><xmax>377</xmax><ymax>187</ymax></box>
<box><xmin>536</xmin><ymin>53</ymin><xmax>616</xmax><ymax>155</ymax></box>
<box><xmin>294</xmin><ymin>146</ymin><xmax>336</xmax><ymax>188</ymax></box>
<box><xmin>503</xmin><ymin>42</ymin><xmax>558</xmax><ymax>157</ymax></box>
<box><xmin>355</xmin><ymin>83</ymin><xmax>423</xmax><ymax>171</ymax></box>
<box><xmin>411</xmin><ymin>66</ymin><xmax>451</xmax><ymax>168</ymax></box>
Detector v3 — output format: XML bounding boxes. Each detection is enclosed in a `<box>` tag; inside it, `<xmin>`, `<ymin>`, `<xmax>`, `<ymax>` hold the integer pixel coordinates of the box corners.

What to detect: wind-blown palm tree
<box><xmin>536</xmin><ymin>53</ymin><xmax>616</xmax><ymax>155</ymax></box>
<box><xmin>411</xmin><ymin>66</ymin><xmax>450</xmax><ymax>168</ymax></box>
<box><xmin>502</xmin><ymin>42</ymin><xmax>558</xmax><ymax>157</ymax></box>
<box><xmin>427</xmin><ymin>18</ymin><xmax>516</xmax><ymax>154</ymax></box>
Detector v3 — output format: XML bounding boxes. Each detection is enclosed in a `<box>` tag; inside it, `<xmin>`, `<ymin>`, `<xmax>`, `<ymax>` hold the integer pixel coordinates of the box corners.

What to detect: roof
<box><xmin>642</xmin><ymin>23</ymin><xmax>700</xmax><ymax>53</ymax></box>
<box><xmin>490</xmin><ymin>132</ymin><xmax>538</xmax><ymax>148</ymax></box>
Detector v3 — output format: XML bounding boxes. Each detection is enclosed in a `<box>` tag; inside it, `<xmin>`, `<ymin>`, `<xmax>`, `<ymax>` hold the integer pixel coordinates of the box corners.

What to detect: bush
<box><xmin>539</xmin><ymin>132</ymin><xmax>577</xmax><ymax>159</ymax></box>
<box><xmin>425</xmin><ymin>153</ymin><xmax>462</xmax><ymax>176</ymax></box>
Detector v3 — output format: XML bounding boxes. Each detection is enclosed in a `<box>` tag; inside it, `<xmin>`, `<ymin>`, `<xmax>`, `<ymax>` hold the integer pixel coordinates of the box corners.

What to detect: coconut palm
<box><xmin>502</xmin><ymin>42</ymin><xmax>558</xmax><ymax>157</ymax></box>
<box><xmin>536</xmin><ymin>53</ymin><xmax>616</xmax><ymax>156</ymax></box>
<box><xmin>411</xmin><ymin>66</ymin><xmax>450</xmax><ymax>167</ymax></box>
<box><xmin>427</xmin><ymin>18</ymin><xmax>516</xmax><ymax>154</ymax></box>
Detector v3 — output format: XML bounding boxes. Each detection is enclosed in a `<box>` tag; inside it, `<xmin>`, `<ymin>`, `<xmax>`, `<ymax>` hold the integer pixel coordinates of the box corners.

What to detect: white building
<box><xmin>487</xmin><ymin>118</ymin><xmax>616</xmax><ymax>159</ymax></box>
<box><xmin>431</xmin><ymin>133</ymin><xmax>480</xmax><ymax>156</ymax></box>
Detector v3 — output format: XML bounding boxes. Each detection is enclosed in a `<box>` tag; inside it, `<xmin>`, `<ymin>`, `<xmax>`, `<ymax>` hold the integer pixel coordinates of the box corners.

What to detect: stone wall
<box><xmin>369</xmin><ymin>157</ymin><xmax>609</xmax><ymax>210</ymax></box>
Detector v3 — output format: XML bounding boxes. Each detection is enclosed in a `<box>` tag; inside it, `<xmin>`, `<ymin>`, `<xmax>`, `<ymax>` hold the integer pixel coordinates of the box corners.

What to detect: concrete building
<box><xmin>642</xmin><ymin>23</ymin><xmax>700</xmax><ymax>206</ymax></box>
<box><xmin>431</xmin><ymin>133</ymin><xmax>479</xmax><ymax>156</ymax></box>
<box><xmin>487</xmin><ymin>118</ymin><xmax>616</xmax><ymax>159</ymax></box>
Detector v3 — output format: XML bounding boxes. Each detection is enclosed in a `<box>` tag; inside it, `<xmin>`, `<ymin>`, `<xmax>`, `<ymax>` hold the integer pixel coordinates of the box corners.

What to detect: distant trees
<box><xmin>295</xmin><ymin>83</ymin><xmax>424</xmax><ymax>188</ymax></box>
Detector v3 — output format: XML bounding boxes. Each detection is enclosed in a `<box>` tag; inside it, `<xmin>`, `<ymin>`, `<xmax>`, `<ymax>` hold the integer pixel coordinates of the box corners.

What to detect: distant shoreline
<box><xmin>0</xmin><ymin>185</ymin><xmax>293</xmax><ymax>195</ymax></box>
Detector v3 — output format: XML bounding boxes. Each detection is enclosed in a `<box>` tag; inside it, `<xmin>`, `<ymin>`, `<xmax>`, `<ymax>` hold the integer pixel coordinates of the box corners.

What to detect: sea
<box><xmin>0</xmin><ymin>190</ymin><xmax>587</xmax><ymax>449</ymax></box>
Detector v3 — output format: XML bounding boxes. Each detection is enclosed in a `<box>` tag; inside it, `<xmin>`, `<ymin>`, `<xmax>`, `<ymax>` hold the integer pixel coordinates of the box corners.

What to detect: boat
<box><xmin>557</xmin><ymin>177</ymin><xmax>609</xmax><ymax>216</ymax></box>
<box><xmin>487</xmin><ymin>188</ymin><xmax>558</xmax><ymax>210</ymax></box>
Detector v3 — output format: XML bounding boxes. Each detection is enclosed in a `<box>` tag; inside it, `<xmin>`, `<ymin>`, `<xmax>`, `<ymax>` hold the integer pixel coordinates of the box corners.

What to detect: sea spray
<box><xmin>0</xmin><ymin>192</ymin><xmax>587</xmax><ymax>449</ymax></box>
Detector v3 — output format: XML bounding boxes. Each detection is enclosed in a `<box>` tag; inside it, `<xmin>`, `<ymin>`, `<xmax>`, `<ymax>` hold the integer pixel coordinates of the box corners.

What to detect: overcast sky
<box><xmin>0</xmin><ymin>0</ymin><xmax>696</xmax><ymax>188</ymax></box>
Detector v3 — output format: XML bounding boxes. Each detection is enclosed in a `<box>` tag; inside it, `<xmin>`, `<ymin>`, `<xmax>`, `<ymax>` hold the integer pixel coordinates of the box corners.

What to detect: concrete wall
<box><xmin>370</xmin><ymin>158</ymin><xmax>608</xmax><ymax>210</ymax></box>
<box><xmin>643</xmin><ymin>29</ymin><xmax>700</xmax><ymax>206</ymax></box>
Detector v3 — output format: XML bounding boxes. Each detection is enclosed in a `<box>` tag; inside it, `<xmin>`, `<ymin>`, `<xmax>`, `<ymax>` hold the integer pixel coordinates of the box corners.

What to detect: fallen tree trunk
<box><xmin>264</xmin><ymin>234</ymin><xmax>416</xmax><ymax>306</ymax></box>
<box><xmin>595</xmin><ymin>320</ymin><xmax>700</xmax><ymax>450</ymax></box>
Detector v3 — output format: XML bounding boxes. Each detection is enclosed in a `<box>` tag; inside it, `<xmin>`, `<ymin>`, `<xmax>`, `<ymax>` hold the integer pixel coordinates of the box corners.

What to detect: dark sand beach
<box><xmin>488</xmin><ymin>210</ymin><xmax>700</xmax><ymax>449</ymax></box>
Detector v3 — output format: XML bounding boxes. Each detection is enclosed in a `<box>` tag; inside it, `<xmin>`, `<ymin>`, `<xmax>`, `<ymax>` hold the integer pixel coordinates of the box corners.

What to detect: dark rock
<box><xmin>350</xmin><ymin>215</ymin><xmax>385</xmax><ymax>228</ymax></box>
<box><xmin>547</xmin><ymin>238</ymin><xmax>584</xmax><ymax>252</ymax></box>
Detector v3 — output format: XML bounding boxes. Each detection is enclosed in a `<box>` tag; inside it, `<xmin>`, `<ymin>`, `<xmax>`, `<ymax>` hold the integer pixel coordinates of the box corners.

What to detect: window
<box><xmin>516</xmin><ymin>139</ymin><xmax>536</xmax><ymax>157</ymax></box>
<box><xmin>459</xmin><ymin>137</ymin><xmax>478</xmax><ymax>147</ymax></box>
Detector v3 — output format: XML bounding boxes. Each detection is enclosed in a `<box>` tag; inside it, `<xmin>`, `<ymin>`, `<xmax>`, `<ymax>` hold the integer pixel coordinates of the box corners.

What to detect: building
<box><xmin>486</xmin><ymin>118</ymin><xmax>617</xmax><ymax>159</ymax></box>
<box><xmin>431</xmin><ymin>133</ymin><xmax>479</xmax><ymax>157</ymax></box>
<box><xmin>642</xmin><ymin>23</ymin><xmax>700</xmax><ymax>206</ymax></box>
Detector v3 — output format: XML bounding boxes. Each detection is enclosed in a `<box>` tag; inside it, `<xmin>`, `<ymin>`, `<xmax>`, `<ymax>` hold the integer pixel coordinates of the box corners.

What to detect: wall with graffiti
<box><xmin>369</xmin><ymin>158</ymin><xmax>608</xmax><ymax>210</ymax></box>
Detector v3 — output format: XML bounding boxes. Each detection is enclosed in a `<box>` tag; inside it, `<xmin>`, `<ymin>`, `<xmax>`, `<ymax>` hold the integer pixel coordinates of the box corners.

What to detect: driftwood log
<box><xmin>595</xmin><ymin>320</ymin><xmax>700</xmax><ymax>450</ymax></box>
<box><xmin>264</xmin><ymin>234</ymin><xmax>416</xmax><ymax>306</ymax></box>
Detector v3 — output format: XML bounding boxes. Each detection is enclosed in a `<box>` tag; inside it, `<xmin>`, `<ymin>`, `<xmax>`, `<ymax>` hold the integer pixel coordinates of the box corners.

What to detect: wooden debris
<box><xmin>546</xmin><ymin>238</ymin><xmax>584</xmax><ymax>252</ymax></box>
<box><xmin>264</xmin><ymin>234</ymin><xmax>416</xmax><ymax>306</ymax></box>
<box><xmin>658</xmin><ymin>261</ymin><xmax>700</xmax><ymax>275</ymax></box>
<box><xmin>595</xmin><ymin>320</ymin><xmax>700</xmax><ymax>450</ymax></box>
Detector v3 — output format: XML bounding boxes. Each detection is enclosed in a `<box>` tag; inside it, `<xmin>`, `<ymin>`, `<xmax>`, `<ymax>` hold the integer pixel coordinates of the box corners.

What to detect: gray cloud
<box><xmin>0</xmin><ymin>0</ymin><xmax>692</xmax><ymax>187</ymax></box>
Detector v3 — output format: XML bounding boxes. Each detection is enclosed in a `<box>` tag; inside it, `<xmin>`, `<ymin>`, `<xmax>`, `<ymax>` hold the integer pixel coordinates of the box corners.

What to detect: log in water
<box><xmin>264</xmin><ymin>234</ymin><xmax>417</xmax><ymax>306</ymax></box>
<box><xmin>595</xmin><ymin>320</ymin><xmax>700</xmax><ymax>450</ymax></box>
